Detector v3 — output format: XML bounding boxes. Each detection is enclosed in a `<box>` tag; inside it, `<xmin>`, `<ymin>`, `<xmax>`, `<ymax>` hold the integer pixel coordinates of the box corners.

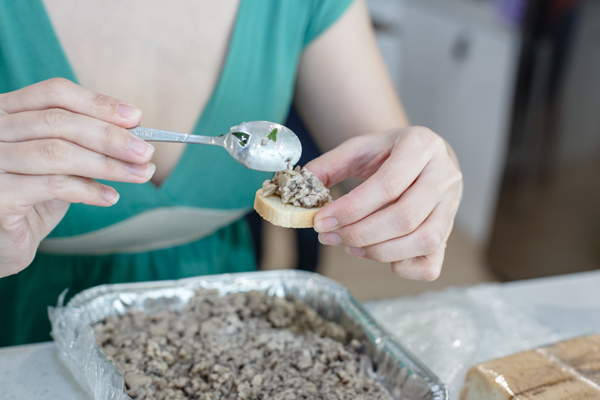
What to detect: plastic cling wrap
<box><xmin>48</xmin><ymin>270</ymin><xmax>447</xmax><ymax>400</ymax></box>
<box><xmin>365</xmin><ymin>284</ymin><xmax>561</xmax><ymax>399</ymax></box>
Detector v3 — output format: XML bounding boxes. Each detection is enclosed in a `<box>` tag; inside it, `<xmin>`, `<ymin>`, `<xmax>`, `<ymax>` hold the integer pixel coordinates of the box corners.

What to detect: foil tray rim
<box><xmin>56</xmin><ymin>270</ymin><xmax>448</xmax><ymax>400</ymax></box>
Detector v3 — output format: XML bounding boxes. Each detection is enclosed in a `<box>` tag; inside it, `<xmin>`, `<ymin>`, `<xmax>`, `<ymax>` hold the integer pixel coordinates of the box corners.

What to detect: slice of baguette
<box><xmin>254</xmin><ymin>189</ymin><xmax>327</xmax><ymax>228</ymax></box>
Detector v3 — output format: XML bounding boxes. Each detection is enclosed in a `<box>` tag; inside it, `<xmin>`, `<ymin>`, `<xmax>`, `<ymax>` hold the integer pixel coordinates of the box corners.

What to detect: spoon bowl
<box><xmin>226</xmin><ymin>121</ymin><xmax>301</xmax><ymax>172</ymax></box>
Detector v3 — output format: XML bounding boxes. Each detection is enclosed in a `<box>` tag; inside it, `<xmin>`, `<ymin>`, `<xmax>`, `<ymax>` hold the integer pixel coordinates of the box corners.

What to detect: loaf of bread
<box><xmin>461</xmin><ymin>334</ymin><xmax>600</xmax><ymax>400</ymax></box>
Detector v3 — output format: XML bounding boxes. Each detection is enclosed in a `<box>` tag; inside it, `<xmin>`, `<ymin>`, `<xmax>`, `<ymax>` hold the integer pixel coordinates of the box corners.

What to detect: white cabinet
<box><xmin>369</xmin><ymin>0</ymin><xmax>520</xmax><ymax>244</ymax></box>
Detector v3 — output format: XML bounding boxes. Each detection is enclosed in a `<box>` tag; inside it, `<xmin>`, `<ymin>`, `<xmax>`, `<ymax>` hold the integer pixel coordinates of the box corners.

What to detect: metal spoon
<box><xmin>128</xmin><ymin>121</ymin><xmax>302</xmax><ymax>172</ymax></box>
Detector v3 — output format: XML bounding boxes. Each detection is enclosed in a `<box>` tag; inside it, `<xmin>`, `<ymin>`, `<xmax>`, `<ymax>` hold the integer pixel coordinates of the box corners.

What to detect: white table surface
<box><xmin>1</xmin><ymin>270</ymin><xmax>599</xmax><ymax>400</ymax></box>
<box><xmin>0</xmin><ymin>341</ymin><xmax>90</xmax><ymax>400</ymax></box>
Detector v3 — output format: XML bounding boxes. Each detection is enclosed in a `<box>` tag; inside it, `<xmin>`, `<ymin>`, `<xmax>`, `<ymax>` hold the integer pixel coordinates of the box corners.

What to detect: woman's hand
<box><xmin>0</xmin><ymin>78</ymin><xmax>155</xmax><ymax>277</ymax></box>
<box><xmin>305</xmin><ymin>127</ymin><xmax>463</xmax><ymax>281</ymax></box>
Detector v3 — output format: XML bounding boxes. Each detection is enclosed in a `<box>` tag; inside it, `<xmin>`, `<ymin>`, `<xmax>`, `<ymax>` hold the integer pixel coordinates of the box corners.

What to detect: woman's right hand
<box><xmin>0</xmin><ymin>78</ymin><xmax>156</xmax><ymax>278</ymax></box>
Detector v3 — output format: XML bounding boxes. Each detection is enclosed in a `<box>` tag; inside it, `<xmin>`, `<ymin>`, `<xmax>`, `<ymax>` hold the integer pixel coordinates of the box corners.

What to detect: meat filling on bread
<box><xmin>261</xmin><ymin>163</ymin><xmax>332</xmax><ymax>208</ymax></box>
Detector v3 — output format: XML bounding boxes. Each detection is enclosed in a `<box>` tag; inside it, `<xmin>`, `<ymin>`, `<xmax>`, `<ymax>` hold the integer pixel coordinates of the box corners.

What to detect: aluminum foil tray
<box><xmin>48</xmin><ymin>270</ymin><xmax>448</xmax><ymax>400</ymax></box>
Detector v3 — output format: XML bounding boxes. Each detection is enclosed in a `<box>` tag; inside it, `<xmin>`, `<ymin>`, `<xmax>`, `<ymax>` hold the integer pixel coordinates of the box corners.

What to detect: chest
<box><xmin>42</xmin><ymin>0</ymin><xmax>240</xmax><ymax>184</ymax></box>
<box><xmin>30</xmin><ymin>0</ymin><xmax>305</xmax><ymax>236</ymax></box>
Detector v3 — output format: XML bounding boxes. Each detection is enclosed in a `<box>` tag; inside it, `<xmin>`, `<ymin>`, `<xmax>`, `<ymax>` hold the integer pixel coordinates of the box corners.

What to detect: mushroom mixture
<box><xmin>262</xmin><ymin>163</ymin><xmax>332</xmax><ymax>208</ymax></box>
<box><xmin>94</xmin><ymin>290</ymin><xmax>392</xmax><ymax>400</ymax></box>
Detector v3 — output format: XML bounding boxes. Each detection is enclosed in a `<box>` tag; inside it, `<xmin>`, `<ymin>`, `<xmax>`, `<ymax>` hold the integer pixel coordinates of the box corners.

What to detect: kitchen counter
<box><xmin>2</xmin><ymin>270</ymin><xmax>599</xmax><ymax>400</ymax></box>
<box><xmin>0</xmin><ymin>341</ymin><xmax>90</xmax><ymax>400</ymax></box>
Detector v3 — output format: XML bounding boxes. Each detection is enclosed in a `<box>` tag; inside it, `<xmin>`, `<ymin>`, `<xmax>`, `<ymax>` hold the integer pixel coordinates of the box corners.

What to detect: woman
<box><xmin>0</xmin><ymin>0</ymin><xmax>462</xmax><ymax>346</ymax></box>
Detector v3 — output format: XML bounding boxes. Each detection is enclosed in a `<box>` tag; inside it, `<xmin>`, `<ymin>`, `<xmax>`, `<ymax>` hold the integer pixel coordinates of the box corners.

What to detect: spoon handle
<box><xmin>128</xmin><ymin>127</ymin><xmax>220</xmax><ymax>145</ymax></box>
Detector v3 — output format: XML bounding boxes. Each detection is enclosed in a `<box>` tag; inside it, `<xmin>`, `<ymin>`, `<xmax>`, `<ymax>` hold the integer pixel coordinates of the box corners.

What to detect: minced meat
<box><xmin>262</xmin><ymin>163</ymin><xmax>332</xmax><ymax>208</ymax></box>
<box><xmin>93</xmin><ymin>290</ymin><xmax>392</xmax><ymax>400</ymax></box>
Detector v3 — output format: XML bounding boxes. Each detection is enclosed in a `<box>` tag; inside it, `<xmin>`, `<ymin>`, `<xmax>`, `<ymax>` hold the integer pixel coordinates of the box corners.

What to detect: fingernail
<box><xmin>345</xmin><ymin>246</ymin><xmax>366</xmax><ymax>257</ymax></box>
<box><xmin>128</xmin><ymin>136</ymin><xmax>155</xmax><ymax>157</ymax></box>
<box><xmin>127</xmin><ymin>162</ymin><xmax>156</xmax><ymax>179</ymax></box>
<box><xmin>102</xmin><ymin>187</ymin><xmax>120</xmax><ymax>205</ymax></box>
<box><xmin>314</xmin><ymin>217</ymin><xmax>338</xmax><ymax>233</ymax></box>
<box><xmin>318</xmin><ymin>232</ymin><xmax>342</xmax><ymax>246</ymax></box>
<box><xmin>116</xmin><ymin>103</ymin><xmax>142</xmax><ymax>120</ymax></box>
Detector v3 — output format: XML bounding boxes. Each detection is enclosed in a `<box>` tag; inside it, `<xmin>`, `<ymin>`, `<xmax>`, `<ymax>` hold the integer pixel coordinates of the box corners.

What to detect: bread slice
<box><xmin>254</xmin><ymin>189</ymin><xmax>327</xmax><ymax>228</ymax></box>
<box><xmin>460</xmin><ymin>334</ymin><xmax>600</xmax><ymax>400</ymax></box>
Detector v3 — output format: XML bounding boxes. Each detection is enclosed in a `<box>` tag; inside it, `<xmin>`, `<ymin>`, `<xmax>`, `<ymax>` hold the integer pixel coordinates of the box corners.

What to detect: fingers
<box><xmin>0</xmin><ymin>139</ymin><xmax>156</xmax><ymax>183</ymax></box>
<box><xmin>319</xmin><ymin>170</ymin><xmax>440</xmax><ymax>248</ymax></box>
<box><xmin>319</xmin><ymin>154</ymin><xmax>462</xmax><ymax>248</ymax></box>
<box><xmin>345</xmin><ymin>194</ymin><xmax>458</xmax><ymax>262</ymax></box>
<box><xmin>0</xmin><ymin>78</ymin><xmax>142</xmax><ymax>128</ymax></box>
<box><xmin>346</xmin><ymin>194</ymin><xmax>458</xmax><ymax>268</ymax></box>
<box><xmin>390</xmin><ymin>246</ymin><xmax>447</xmax><ymax>281</ymax></box>
<box><xmin>391</xmin><ymin>203</ymin><xmax>455</xmax><ymax>282</ymax></box>
<box><xmin>314</xmin><ymin>127</ymin><xmax>442</xmax><ymax>233</ymax></box>
<box><xmin>0</xmin><ymin>109</ymin><xmax>155</xmax><ymax>163</ymax></box>
<box><xmin>0</xmin><ymin>173</ymin><xmax>119</xmax><ymax>216</ymax></box>
<box><xmin>305</xmin><ymin>130</ymin><xmax>397</xmax><ymax>187</ymax></box>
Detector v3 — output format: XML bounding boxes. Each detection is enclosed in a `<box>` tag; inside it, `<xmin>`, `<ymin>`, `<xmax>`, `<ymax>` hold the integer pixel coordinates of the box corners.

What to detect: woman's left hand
<box><xmin>305</xmin><ymin>126</ymin><xmax>463</xmax><ymax>281</ymax></box>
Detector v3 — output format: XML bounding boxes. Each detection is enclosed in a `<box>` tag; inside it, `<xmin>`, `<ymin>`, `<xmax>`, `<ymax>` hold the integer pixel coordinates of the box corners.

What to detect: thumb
<box><xmin>304</xmin><ymin>140</ymin><xmax>360</xmax><ymax>188</ymax></box>
<box><xmin>305</xmin><ymin>132</ymin><xmax>394</xmax><ymax>187</ymax></box>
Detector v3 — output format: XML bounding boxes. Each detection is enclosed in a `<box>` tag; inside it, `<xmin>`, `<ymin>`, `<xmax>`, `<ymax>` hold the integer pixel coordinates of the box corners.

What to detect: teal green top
<box><xmin>0</xmin><ymin>0</ymin><xmax>353</xmax><ymax>347</ymax></box>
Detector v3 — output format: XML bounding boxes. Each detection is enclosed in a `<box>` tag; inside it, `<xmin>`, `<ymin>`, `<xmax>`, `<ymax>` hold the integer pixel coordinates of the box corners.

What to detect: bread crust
<box><xmin>254</xmin><ymin>189</ymin><xmax>327</xmax><ymax>228</ymax></box>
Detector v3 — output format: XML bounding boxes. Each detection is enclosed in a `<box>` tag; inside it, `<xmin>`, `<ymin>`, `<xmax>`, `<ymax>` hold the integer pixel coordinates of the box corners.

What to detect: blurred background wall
<box><xmin>487</xmin><ymin>0</ymin><xmax>600</xmax><ymax>279</ymax></box>
<box><xmin>368</xmin><ymin>0</ymin><xmax>600</xmax><ymax>281</ymax></box>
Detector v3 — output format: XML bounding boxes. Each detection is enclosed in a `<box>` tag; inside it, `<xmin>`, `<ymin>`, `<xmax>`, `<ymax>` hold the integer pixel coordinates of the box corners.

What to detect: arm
<box><xmin>294</xmin><ymin>0</ymin><xmax>408</xmax><ymax>148</ymax></box>
<box><xmin>296</xmin><ymin>0</ymin><xmax>463</xmax><ymax>281</ymax></box>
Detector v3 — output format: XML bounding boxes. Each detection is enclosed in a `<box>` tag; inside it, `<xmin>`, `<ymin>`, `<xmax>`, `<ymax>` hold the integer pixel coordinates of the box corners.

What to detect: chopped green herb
<box><xmin>267</xmin><ymin>128</ymin><xmax>278</xmax><ymax>142</ymax></box>
<box><xmin>231</xmin><ymin>131</ymin><xmax>250</xmax><ymax>147</ymax></box>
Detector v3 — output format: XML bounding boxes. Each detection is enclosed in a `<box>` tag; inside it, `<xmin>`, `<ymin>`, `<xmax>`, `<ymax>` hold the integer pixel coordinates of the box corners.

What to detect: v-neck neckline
<box><xmin>37</xmin><ymin>0</ymin><xmax>246</xmax><ymax>197</ymax></box>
